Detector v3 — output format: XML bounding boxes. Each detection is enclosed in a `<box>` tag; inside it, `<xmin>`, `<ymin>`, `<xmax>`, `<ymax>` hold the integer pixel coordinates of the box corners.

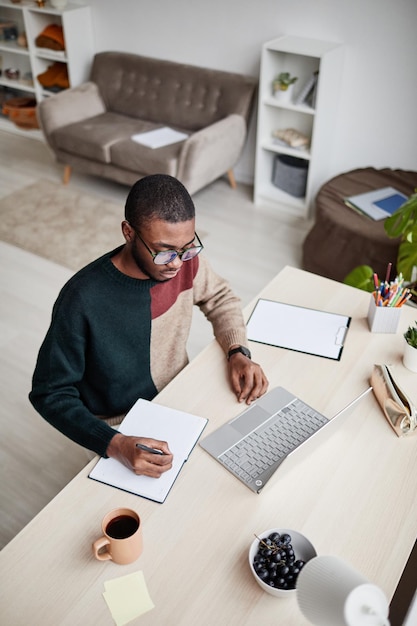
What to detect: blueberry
<box><xmin>280</xmin><ymin>533</ymin><xmax>292</xmax><ymax>545</ymax></box>
<box><xmin>257</xmin><ymin>568</ymin><xmax>269</xmax><ymax>581</ymax></box>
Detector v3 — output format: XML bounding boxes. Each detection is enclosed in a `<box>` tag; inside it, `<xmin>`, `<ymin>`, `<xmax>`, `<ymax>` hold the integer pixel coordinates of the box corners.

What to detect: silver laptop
<box><xmin>199</xmin><ymin>386</ymin><xmax>372</xmax><ymax>493</ymax></box>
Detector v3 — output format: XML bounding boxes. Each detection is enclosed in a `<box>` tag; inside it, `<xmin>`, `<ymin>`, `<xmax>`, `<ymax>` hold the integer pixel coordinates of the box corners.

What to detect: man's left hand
<box><xmin>227</xmin><ymin>353</ymin><xmax>269</xmax><ymax>404</ymax></box>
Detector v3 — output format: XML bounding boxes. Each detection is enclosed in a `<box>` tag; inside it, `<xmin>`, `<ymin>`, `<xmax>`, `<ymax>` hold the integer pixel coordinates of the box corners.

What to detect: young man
<box><xmin>29</xmin><ymin>175</ymin><xmax>268</xmax><ymax>477</ymax></box>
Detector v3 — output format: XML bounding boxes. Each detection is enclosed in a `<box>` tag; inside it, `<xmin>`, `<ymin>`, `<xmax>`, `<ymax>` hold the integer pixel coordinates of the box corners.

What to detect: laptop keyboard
<box><xmin>218</xmin><ymin>399</ymin><xmax>328</xmax><ymax>484</ymax></box>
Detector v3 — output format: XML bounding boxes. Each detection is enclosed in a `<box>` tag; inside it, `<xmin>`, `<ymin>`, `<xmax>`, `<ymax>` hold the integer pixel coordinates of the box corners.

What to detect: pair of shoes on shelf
<box><xmin>37</xmin><ymin>62</ymin><xmax>69</xmax><ymax>89</ymax></box>
<box><xmin>35</xmin><ymin>24</ymin><xmax>65</xmax><ymax>51</ymax></box>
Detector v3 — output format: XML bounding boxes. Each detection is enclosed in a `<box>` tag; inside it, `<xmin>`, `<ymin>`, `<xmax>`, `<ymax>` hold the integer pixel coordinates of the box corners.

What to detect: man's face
<box><xmin>130</xmin><ymin>218</ymin><xmax>196</xmax><ymax>282</ymax></box>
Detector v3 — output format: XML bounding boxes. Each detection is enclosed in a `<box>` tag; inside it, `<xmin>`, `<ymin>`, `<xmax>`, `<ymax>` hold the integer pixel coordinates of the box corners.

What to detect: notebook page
<box><xmin>89</xmin><ymin>399</ymin><xmax>207</xmax><ymax>502</ymax></box>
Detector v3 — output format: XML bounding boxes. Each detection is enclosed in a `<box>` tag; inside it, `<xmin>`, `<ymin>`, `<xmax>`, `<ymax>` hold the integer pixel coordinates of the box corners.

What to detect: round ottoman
<box><xmin>302</xmin><ymin>167</ymin><xmax>417</xmax><ymax>282</ymax></box>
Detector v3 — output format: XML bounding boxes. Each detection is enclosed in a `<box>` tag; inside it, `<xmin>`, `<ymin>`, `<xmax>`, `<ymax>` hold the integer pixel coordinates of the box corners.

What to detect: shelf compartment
<box><xmin>0</xmin><ymin>40</ymin><xmax>29</xmax><ymax>56</ymax></box>
<box><xmin>261</xmin><ymin>140</ymin><xmax>311</xmax><ymax>161</ymax></box>
<box><xmin>0</xmin><ymin>76</ymin><xmax>35</xmax><ymax>92</ymax></box>
<box><xmin>262</xmin><ymin>95</ymin><xmax>315</xmax><ymax>116</ymax></box>
<box><xmin>33</xmin><ymin>46</ymin><xmax>67</xmax><ymax>62</ymax></box>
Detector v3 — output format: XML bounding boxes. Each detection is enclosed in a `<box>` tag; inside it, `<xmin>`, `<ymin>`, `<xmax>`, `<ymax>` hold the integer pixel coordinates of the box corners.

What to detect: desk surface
<box><xmin>1</xmin><ymin>266</ymin><xmax>416</xmax><ymax>626</ymax></box>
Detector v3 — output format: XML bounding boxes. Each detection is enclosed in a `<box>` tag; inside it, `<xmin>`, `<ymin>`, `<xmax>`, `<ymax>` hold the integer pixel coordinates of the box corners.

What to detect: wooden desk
<box><xmin>1</xmin><ymin>266</ymin><xmax>416</xmax><ymax>626</ymax></box>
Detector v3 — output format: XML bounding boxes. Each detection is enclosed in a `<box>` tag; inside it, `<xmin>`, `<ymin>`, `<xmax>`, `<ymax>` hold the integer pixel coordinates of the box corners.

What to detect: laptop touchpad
<box><xmin>231</xmin><ymin>405</ymin><xmax>271</xmax><ymax>436</ymax></box>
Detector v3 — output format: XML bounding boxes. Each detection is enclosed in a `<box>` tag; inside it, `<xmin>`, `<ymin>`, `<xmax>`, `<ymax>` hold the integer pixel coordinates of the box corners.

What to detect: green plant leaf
<box><xmin>396</xmin><ymin>223</ymin><xmax>417</xmax><ymax>280</ymax></box>
<box><xmin>404</xmin><ymin>321</ymin><xmax>417</xmax><ymax>348</ymax></box>
<box><xmin>384</xmin><ymin>191</ymin><xmax>417</xmax><ymax>239</ymax></box>
<box><xmin>343</xmin><ymin>265</ymin><xmax>375</xmax><ymax>291</ymax></box>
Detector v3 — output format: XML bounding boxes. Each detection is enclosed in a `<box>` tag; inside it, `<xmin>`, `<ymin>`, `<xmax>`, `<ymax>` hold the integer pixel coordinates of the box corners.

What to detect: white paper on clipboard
<box><xmin>246</xmin><ymin>299</ymin><xmax>351</xmax><ymax>360</ymax></box>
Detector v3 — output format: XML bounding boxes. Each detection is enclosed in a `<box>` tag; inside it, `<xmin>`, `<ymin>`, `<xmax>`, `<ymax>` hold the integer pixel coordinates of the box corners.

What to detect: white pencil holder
<box><xmin>367</xmin><ymin>297</ymin><xmax>401</xmax><ymax>333</ymax></box>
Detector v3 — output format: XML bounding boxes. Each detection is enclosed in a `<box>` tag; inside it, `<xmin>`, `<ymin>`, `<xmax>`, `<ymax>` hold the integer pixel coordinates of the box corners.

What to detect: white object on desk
<box><xmin>89</xmin><ymin>399</ymin><xmax>207</xmax><ymax>503</ymax></box>
<box><xmin>403</xmin><ymin>341</ymin><xmax>417</xmax><ymax>372</ymax></box>
<box><xmin>246</xmin><ymin>299</ymin><xmax>350</xmax><ymax>360</ymax></box>
<box><xmin>367</xmin><ymin>298</ymin><xmax>401</xmax><ymax>333</ymax></box>
<box><xmin>296</xmin><ymin>555</ymin><xmax>390</xmax><ymax>626</ymax></box>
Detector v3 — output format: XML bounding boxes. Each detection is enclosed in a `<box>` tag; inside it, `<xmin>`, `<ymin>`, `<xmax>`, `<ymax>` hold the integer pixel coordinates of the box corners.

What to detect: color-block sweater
<box><xmin>29</xmin><ymin>247</ymin><xmax>247</xmax><ymax>456</ymax></box>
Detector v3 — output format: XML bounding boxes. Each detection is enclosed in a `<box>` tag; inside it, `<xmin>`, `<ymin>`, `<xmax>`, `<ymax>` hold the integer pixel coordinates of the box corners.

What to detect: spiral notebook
<box><xmin>89</xmin><ymin>399</ymin><xmax>207</xmax><ymax>503</ymax></box>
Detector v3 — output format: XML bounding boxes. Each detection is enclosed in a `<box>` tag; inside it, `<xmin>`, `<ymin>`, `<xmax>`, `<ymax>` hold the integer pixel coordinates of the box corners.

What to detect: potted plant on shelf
<box><xmin>272</xmin><ymin>72</ymin><xmax>298</xmax><ymax>103</ymax></box>
<box><xmin>344</xmin><ymin>190</ymin><xmax>417</xmax><ymax>299</ymax></box>
<box><xmin>403</xmin><ymin>321</ymin><xmax>417</xmax><ymax>372</ymax></box>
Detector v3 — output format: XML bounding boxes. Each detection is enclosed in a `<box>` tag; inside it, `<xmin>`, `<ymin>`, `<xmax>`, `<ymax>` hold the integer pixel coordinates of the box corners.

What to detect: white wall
<box><xmin>86</xmin><ymin>0</ymin><xmax>417</xmax><ymax>184</ymax></box>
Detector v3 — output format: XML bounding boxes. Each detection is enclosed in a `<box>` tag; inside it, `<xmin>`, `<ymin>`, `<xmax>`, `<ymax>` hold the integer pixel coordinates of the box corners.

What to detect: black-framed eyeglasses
<box><xmin>129</xmin><ymin>224</ymin><xmax>204</xmax><ymax>265</ymax></box>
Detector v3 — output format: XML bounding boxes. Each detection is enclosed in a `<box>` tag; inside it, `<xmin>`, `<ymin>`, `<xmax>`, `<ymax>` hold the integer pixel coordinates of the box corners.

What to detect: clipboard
<box><xmin>246</xmin><ymin>299</ymin><xmax>351</xmax><ymax>361</ymax></box>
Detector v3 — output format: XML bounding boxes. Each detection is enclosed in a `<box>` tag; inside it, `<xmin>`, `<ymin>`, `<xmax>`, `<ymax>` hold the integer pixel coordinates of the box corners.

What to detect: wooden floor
<box><xmin>0</xmin><ymin>130</ymin><xmax>312</xmax><ymax>549</ymax></box>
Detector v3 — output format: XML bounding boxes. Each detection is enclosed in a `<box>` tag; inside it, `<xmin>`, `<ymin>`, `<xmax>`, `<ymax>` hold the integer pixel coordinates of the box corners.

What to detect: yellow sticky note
<box><xmin>103</xmin><ymin>571</ymin><xmax>155</xmax><ymax>626</ymax></box>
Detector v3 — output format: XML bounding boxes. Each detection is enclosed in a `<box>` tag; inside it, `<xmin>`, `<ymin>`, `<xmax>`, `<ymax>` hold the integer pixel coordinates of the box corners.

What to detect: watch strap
<box><xmin>227</xmin><ymin>346</ymin><xmax>251</xmax><ymax>360</ymax></box>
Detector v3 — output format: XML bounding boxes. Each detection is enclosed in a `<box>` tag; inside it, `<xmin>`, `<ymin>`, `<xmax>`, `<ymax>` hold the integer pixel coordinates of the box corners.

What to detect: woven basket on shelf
<box><xmin>2</xmin><ymin>97</ymin><xmax>40</xmax><ymax>130</ymax></box>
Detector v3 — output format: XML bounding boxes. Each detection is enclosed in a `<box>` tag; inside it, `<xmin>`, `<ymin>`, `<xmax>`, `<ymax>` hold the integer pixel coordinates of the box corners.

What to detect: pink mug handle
<box><xmin>92</xmin><ymin>536</ymin><xmax>112</xmax><ymax>561</ymax></box>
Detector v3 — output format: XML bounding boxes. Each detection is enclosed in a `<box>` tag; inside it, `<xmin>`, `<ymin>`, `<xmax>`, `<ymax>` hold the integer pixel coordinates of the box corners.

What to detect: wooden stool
<box><xmin>302</xmin><ymin>167</ymin><xmax>417</xmax><ymax>282</ymax></box>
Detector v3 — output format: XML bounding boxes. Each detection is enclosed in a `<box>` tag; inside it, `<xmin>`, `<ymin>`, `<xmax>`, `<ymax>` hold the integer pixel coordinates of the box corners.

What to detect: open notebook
<box><xmin>89</xmin><ymin>399</ymin><xmax>207</xmax><ymax>503</ymax></box>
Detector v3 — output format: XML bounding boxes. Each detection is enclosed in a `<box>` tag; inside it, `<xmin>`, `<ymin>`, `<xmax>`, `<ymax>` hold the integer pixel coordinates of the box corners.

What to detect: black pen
<box><xmin>135</xmin><ymin>443</ymin><xmax>164</xmax><ymax>455</ymax></box>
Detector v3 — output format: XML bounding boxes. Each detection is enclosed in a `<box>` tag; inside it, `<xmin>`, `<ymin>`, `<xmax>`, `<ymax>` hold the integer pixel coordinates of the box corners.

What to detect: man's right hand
<box><xmin>106</xmin><ymin>433</ymin><xmax>173</xmax><ymax>477</ymax></box>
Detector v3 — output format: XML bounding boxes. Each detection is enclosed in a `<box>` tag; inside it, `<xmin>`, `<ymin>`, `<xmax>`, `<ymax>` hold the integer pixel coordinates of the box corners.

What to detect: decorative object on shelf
<box><xmin>0</xmin><ymin>21</ymin><xmax>18</xmax><ymax>41</ymax></box>
<box><xmin>21</xmin><ymin>71</ymin><xmax>34</xmax><ymax>86</ymax></box>
<box><xmin>37</xmin><ymin>61</ymin><xmax>69</xmax><ymax>90</ymax></box>
<box><xmin>272</xmin><ymin>154</ymin><xmax>309</xmax><ymax>198</ymax></box>
<box><xmin>2</xmin><ymin>96</ymin><xmax>39</xmax><ymax>130</ymax></box>
<box><xmin>35</xmin><ymin>0</ymin><xmax>46</xmax><ymax>7</ymax></box>
<box><xmin>295</xmin><ymin>71</ymin><xmax>319</xmax><ymax>107</ymax></box>
<box><xmin>403</xmin><ymin>321</ymin><xmax>417</xmax><ymax>372</ymax></box>
<box><xmin>272</xmin><ymin>72</ymin><xmax>298</xmax><ymax>103</ymax></box>
<box><xmin>5</xmin><ymin>67</ymin><xmax>20</xmax><ymax>80</ymax></box>
<box><xmin>272</xmin><ymin>127</ymin><xmax>310</xmax><ymax>150</ymax></box>
<box><xmin>35</xmin><ymin>23</ymin><xmax>65</xmax><ymax>51</ymax></box>
<box><xmin>17</xmin><ymin>31</ymin><xmax>28</xmax><ymax>48</ymax></box>
<box><xmin>50</xmin><ymin>0</ymin><xmax>68</xmax><ymax>8</ymax></box>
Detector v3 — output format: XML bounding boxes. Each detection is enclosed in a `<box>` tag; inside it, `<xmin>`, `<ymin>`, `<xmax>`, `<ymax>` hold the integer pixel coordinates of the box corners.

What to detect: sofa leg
<box><xmin>63</xmin><ymin>165</ymin><xmax>71</xmax><ymax>185</ymax></box>
<box><xmin>227</xmin><ymin>169</ymin><xmax>237</xmax><ymax>189</ymax></box>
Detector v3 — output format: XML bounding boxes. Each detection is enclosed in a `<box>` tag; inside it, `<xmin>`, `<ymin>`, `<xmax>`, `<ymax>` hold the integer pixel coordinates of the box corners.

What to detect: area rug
<box><xmin>0</xmin><ymin>180</ymin><xmax>124</xmax><ymax>270</ymax></box>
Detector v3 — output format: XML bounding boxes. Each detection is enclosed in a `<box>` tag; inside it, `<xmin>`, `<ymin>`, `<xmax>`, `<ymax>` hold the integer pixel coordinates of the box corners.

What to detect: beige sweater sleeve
<box><xmin>193</xmin><ymin>255</ymin><xmax>248</xmax><ymax>353</ymax></box>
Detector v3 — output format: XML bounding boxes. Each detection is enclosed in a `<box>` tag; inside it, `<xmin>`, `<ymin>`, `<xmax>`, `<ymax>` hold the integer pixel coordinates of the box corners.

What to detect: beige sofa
<box><xmin>38</xmin><ymin>51</ymin><xmax>257</xmax><ymax>194</ymax></box>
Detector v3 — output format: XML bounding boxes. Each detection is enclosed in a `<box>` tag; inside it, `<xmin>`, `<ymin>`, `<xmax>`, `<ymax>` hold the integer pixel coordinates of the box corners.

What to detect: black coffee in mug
<box><xmin>106</xmin><ymin>514</ymin><xmax>139</xmax><ymax>539</ymax></box>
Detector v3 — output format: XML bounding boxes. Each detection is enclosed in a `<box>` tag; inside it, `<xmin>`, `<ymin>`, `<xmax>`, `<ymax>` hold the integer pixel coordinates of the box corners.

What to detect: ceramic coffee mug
<box><xmin>92</xmin><ymin>508</ymin><xmax>142</xmax><ymax>564</ymax></box>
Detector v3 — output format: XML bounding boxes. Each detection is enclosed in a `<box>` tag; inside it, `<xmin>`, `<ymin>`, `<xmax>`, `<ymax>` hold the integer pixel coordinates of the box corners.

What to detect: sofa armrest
<box><xmin>177</xmin><ymin>114</ymin><xmax>247</xmax><ymax>195</ymax></box>
<box><xmin>38</xmin><ymin>82</ymin><xmax>106</xmax><ymax>151</ymax></box>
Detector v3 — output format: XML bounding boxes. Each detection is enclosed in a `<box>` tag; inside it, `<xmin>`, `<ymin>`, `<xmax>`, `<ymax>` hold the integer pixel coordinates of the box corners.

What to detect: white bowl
<box><xmin>249</xmin><ymin>528</ymin><xmax>317</xmax><ymax>598</ymax></box>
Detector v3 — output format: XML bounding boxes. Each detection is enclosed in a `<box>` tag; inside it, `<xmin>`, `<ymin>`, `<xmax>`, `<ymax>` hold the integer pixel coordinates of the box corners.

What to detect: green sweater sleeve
<box><xmin>29</xmin><ymin>289</ymin><xmax>118</xmax><ymax>457</ymax></box>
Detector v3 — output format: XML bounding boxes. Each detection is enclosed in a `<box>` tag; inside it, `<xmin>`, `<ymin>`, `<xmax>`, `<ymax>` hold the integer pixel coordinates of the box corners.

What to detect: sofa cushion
<box><xmin>110</xmin><ymin>133</ymin><xmax>188</xmax><ymax>177</ymax></box>
<box><xmin>90</xmin><ymin>52</ymin><xmax>256</xmax><ymax>132</ymax></box>
<box><xmin>52</xmin><ymin>112</ymin><xmax>159</xmax><ymax>163</ymax></box>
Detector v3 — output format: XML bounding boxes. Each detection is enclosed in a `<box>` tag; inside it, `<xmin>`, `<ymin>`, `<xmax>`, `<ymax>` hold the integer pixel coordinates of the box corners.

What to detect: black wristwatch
<box><xmin>227</xmin><ymin>345</ymin><xmax>252</xmax><ymax>360</ymax></box>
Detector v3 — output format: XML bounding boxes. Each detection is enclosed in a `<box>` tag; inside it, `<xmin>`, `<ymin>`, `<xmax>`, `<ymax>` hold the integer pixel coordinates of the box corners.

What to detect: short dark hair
<box><xmin>125</xmin><ymin>175</ymin><xmax>195</xmax><ymax>229</ymax></box>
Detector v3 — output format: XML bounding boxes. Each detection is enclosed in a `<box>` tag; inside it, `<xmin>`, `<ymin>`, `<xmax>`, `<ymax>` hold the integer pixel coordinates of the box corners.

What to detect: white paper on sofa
<box><xmin>131</xmin><ymin>127</ymin><xmax>188</xmax><ymax>149</ymax></box>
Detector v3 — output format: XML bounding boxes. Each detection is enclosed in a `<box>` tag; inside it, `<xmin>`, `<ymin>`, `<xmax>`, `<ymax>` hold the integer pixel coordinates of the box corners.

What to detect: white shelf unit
<box><xmin>254</xmin><ymin>36</ymin><xmax>343</xmax><ymax>218</ymax></box>
<box><xmin>0</xmin><ymin>1</ymin><xmax>93</xmax><ymax>135</ymax></box>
